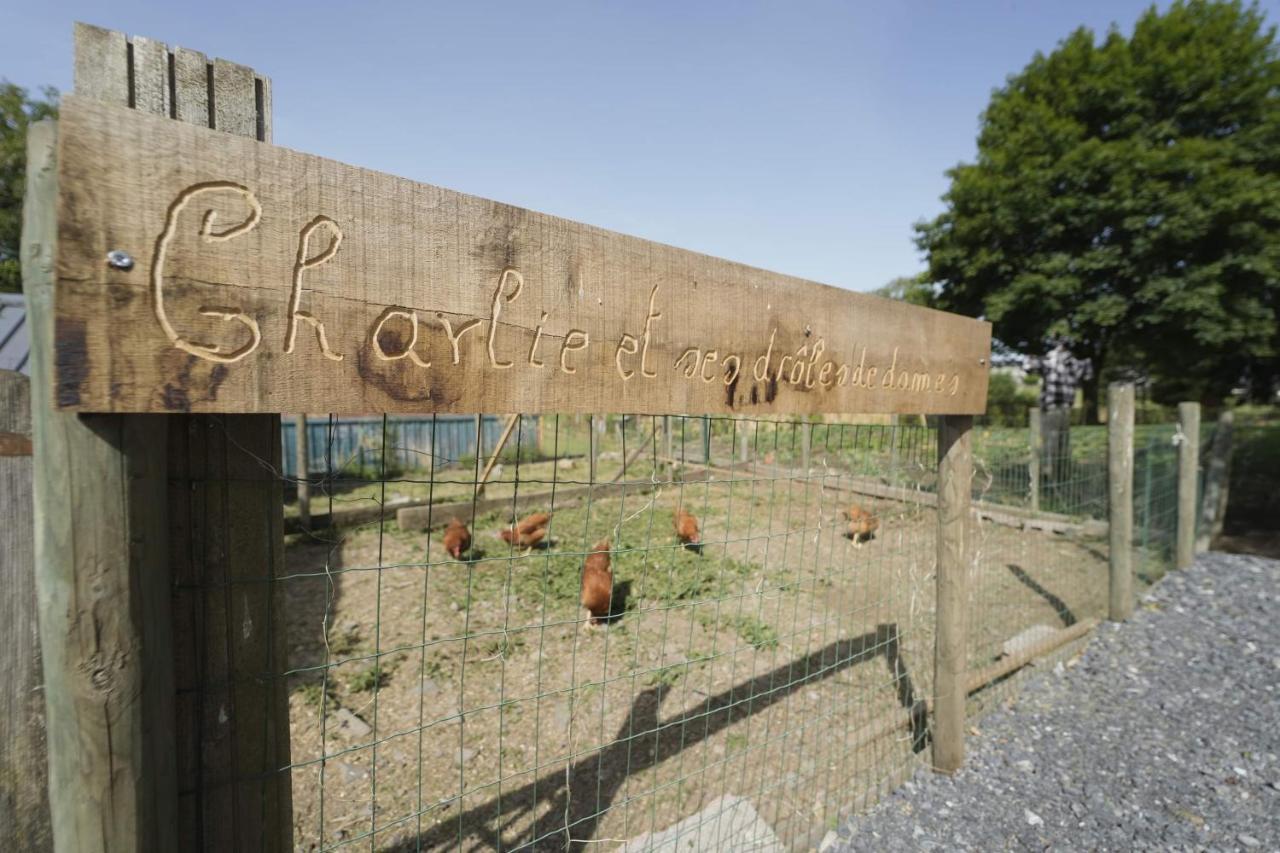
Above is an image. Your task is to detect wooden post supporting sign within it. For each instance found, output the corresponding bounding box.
[25,23,293,852]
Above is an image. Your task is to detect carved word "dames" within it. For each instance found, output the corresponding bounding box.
[675,330,961,397]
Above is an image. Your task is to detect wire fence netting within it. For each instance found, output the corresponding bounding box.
[182,409,1192,851]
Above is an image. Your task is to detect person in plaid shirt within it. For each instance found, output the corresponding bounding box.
[1026,340,1094,411]
[1025,338,1093,498]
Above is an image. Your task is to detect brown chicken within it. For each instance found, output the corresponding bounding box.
[674,507,700,549]
[580,538,613,627]
[499,512,552,549]
[843,503,880,548]
[442,518,471,559]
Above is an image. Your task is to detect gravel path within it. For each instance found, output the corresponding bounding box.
[832,552,1280,852]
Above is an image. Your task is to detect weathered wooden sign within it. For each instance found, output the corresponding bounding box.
[53,96,991,415]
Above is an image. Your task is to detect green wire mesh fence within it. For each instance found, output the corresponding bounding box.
[251,409,1188,850]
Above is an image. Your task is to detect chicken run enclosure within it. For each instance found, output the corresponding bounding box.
[10,23,1214,853]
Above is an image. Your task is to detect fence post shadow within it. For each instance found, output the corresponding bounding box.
[1005,563,1077,627]
[390,624,924,850]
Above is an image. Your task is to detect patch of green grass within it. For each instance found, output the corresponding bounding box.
[326,624,362,658]
[345,654,402,693]
[474,632,525,660]
[727,615,779,650]
[726,733,747,752]
[456,441,548,471]
[298,681,337,712]
[634,548,753,603]
[646,664,686,687]
[422,651,451,680]
[491,501,758,617]
[646,651,713,687]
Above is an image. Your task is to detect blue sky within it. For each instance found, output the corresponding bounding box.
[6,1,1276,292]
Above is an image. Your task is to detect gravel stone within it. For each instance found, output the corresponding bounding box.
[835,553,1280,851]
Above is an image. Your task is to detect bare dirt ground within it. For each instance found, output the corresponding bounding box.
[281,464,1112,851]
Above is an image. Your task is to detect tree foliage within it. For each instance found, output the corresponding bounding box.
[916,1,1280,412]
[1,82,59,293]
[873,274,937,308]
[984,371,1039,426]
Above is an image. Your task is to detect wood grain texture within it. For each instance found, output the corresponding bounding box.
[0,370,52,852]
[26,116,178,853]
[37,22,291,853]
[129,36,170,115]
[168,415,291,852]
[1107,383,1134,622]
[1176,402,1200,569]
[172,47,211,127]
[52,95,991,416]
[72,23,127,106]
[153,27,292,852]
[932,415,972,774]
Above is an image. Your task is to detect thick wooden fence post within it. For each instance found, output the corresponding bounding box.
[0,370,52,851]
[25,114,177,851]
[295,414,311,531]
[933,415,972,773]
[1107,383,1134,621]
[1176,402,1200,569]
[33,23,294,851]
[1196,410,1233,553]
[1028,407,1041,512]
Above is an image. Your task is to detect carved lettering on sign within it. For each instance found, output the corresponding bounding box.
[370,307,430,367]
[285,215,344,361]
[141,178,975,409]
[151,181,263,363]
[438,315,483,365]
[560,330,589,374]
[528,312,549,368]
[56,98,992,414]
[488,268,523,370]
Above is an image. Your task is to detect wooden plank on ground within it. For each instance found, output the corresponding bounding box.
[51,95,992,416]
[395,472,709,532]
[671,456,1109,537]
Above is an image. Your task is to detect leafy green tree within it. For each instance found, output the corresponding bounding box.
[873,274,937,308]
[916,1,1280,417]
[1,82,59,293]
[984,371,1038,426]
